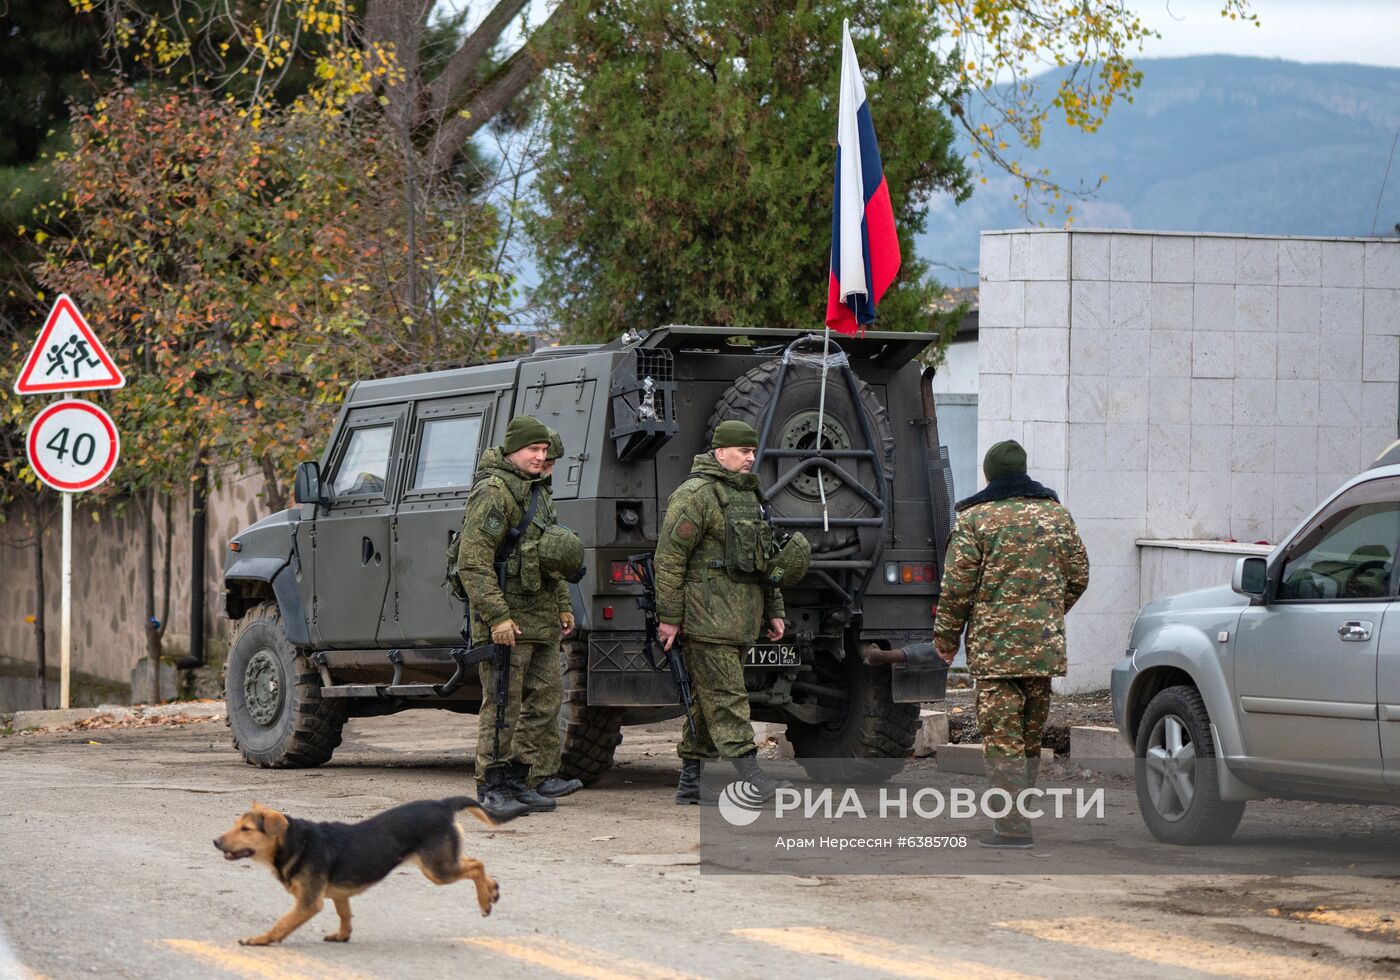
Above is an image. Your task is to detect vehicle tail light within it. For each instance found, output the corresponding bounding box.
[603,606,614,620]
[884,561,937,585]
[609,561,641,585]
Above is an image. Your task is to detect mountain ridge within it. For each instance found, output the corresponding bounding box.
[922,55,1400,286]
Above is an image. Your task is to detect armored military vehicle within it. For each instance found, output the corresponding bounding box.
[222,326,956,782]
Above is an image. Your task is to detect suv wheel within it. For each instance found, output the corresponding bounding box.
[1134,685,1245,845]
[557,639,624,785]
[786,654,919,783]
[226,601,345,768]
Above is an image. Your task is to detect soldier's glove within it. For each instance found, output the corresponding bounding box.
[491,619,521,647]
[560,612,576,636]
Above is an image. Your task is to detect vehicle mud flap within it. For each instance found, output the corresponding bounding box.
[891,663,949,703]
[889,642,949,703]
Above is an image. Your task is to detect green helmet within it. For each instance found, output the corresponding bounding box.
[538,523,586,583]
[765,531,811,588]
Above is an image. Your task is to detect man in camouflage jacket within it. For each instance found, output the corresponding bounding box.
[511,427,583,799]
[654,420,789,804]
[456,415,574,818]
[933,439,1089,847]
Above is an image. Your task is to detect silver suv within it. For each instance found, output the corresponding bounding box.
[1113,447,1400,844]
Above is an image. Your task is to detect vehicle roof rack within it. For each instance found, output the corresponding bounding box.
[608,325,936,370]
[1368,439,1400,470]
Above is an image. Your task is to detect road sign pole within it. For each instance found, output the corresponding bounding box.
[60,491,72,709]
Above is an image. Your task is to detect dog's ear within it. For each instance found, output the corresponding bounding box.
[261,808,289,839]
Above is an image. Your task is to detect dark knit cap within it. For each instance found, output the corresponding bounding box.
[504,415,551,454]
[983,439,1028,481]
[712,420,760,449]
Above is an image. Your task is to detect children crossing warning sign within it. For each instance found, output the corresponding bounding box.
[13,294,125,395]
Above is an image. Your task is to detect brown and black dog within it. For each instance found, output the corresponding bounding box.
[214,797,513,946]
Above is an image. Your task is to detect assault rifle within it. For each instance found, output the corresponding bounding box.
[438,621,509,760]
[628,553,699,740]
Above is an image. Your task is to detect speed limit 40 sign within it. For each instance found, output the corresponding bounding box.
[26,399,120,492]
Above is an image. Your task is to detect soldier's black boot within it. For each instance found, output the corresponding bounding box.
[730,751,791,802]
[506,762,557,812]
[477,766,531,822]
[534,774,583,798]
[675,759,718,805]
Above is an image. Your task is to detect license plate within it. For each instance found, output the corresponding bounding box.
[743,644,799,667]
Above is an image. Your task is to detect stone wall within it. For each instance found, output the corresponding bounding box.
[0,467,274,705]
[978,229,1400,690]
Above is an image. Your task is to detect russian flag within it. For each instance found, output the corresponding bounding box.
[826,19,900,335]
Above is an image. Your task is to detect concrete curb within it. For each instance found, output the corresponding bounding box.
[9,701,226,733]
[12,707,115,731]
[1069,725,1134,775]
[912,710,949,757]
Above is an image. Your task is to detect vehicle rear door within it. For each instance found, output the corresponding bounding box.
[389,395,492,645]
[1233,477,1393,789]
[311,404,407,647]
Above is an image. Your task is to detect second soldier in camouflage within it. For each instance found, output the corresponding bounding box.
[654,420,790,803]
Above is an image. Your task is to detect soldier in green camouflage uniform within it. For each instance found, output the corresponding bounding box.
[514,428,583,799]
[456,415,575,818]
[655,420,790,804]
[933,439,1089,847]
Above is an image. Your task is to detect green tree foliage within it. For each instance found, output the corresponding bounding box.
[528,1,972,342]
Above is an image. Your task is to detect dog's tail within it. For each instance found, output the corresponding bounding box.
[444,796,516,827]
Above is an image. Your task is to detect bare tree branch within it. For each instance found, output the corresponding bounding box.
[425,0,531,126]
[425,0,573,178]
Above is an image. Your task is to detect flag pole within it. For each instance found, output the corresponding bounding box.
[815,325,831,533]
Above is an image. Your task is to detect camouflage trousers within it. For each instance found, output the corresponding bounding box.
[475,640,563,782]
[677,640,757,761]
[976,676,1052,837]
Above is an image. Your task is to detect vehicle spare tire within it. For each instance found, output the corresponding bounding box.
[707,354,895,556]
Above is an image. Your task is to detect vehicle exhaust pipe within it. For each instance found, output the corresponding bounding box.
[858,641,944,668]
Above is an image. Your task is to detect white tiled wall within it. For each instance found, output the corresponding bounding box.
[979,229,1400,691]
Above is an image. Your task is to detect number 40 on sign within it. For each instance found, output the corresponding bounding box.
[26,399,121,492]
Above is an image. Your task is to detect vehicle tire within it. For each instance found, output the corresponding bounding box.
[557,639,624,785]
[1134,685,1245,845]
[785,652,919,783]
[225,601,345,768]
[708,356,895,555]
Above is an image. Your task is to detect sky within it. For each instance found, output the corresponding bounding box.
[1130,0,1400,69]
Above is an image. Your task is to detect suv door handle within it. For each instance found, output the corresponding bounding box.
[1338,621,1373,642]
[362,536,375,566]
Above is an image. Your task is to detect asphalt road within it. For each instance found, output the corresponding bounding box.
[3,712,1400,979]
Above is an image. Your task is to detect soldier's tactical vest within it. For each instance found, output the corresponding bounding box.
[484,473,548,593]
[695,474,776,583]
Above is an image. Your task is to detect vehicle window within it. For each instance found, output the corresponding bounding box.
[330,425,394,498]
[1279,500,1400,600]
[412,416,482,490]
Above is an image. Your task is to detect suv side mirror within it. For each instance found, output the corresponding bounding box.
[1232,556,1268,602]
[293,461,326,506]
